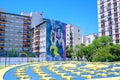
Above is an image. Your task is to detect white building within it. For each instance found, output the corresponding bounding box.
[83,34,98,46]
[66,24,82,48]
[98,0,120,44]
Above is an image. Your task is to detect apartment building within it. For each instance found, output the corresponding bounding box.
[0,11,31,56]
[31,19,66,61]
[66,24,82,48]
[83,33,98,46]
[21,12,43,29]
[98,0,120,44]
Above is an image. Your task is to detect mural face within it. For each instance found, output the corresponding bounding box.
[46,20,66,61]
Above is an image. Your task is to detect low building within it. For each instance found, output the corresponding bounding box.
[83,33,98,46]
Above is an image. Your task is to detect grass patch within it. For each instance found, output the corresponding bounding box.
[0,66,4,69]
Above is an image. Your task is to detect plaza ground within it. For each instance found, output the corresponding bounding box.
[0,62,120,80]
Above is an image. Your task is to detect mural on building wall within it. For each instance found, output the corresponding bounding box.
[46,20,66,61]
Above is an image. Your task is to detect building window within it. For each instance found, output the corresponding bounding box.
[115,34,119,38]
[115,29,119,33]
[114,13,118,16]
[107,3,111,11]
[115,24,118,28]
[114,2,117,7]
[114,8,117,12]
[114,18,118,23]
[116,40,119,43]
[88,38,90,43]
[108,11,111,16]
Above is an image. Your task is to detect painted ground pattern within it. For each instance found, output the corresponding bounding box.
[4,62,120,80]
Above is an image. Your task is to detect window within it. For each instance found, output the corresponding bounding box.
[114,18,118,23]
[114,2,117,7]
[108,11,111,16]
[101,14,104,18]
[114,13,118,16]
[114,8,117,12]
[115,29,118,33]
[107,3,111,11]
[116,40,119,43]
[115,34,119,38]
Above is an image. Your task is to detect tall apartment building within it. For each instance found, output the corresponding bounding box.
[31,19,66,61]
[21,12,43,29]
[0,11,31,56]
[98,0,120,44]
[66,24,82,48]
[21,12,43,56]
[83,33,98,46]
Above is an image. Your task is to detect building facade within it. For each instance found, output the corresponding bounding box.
[0,11,31,56]
[83,33,98,46]
[31,20,66,61]
[98,0,120,44]
[21,12,43,29]
[66,24,82,48]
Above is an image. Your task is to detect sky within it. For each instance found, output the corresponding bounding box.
[0,0,98,36]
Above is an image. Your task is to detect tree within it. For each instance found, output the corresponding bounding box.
[83,44,95,61]
[92,36,112,50]
[92,46,114,62]
[75,43,85,61]
[109,44,120,61]
[7,48,18,65]
[66,46,73,60]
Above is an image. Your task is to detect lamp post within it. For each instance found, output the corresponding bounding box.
[17,30,22,64]
[5,51,7,67]
[8,39,11,66]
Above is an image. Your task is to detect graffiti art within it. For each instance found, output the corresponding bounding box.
[46,20,66,61]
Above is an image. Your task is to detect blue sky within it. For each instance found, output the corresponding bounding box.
[0,0,98,36]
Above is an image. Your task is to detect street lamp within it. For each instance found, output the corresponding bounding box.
[8,39,11,66]
[5,51,7,67]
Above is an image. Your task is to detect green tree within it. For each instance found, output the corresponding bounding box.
[92,36,112,50]
[7,48,18,65]
[66,46,73,60]
[75,43,85,61]
[83,44,95,61]
[109,44,120,61]
[92,46,114,62]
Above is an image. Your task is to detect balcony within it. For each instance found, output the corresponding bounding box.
[35,35,40,38]
[0,16,6,20]
[0,26,5,28]
[23,42,29,44]
[35,40,40,42]
[23,38,29,40]
[24,19,29,22]
[0,41,4,43]
[35,29,40,32]
[0,36,5,38]
[0,22,6,24]
[0,46,4,48]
